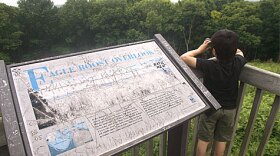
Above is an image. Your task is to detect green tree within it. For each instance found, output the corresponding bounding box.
[177,0,207,53]
[88,0,131,47]
[259,0,280,61]
[0,3,23,63]
[18,0,59,57]
[205,1,262,59]
[133,0,176,36]
[1,0,276,62]
[58,0,92,50]
[130,0,182,50]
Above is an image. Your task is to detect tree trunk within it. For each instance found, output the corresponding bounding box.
[277,51,280,63]
[187,18,194,52]
[183,30,188,51]
[183,17,195,52]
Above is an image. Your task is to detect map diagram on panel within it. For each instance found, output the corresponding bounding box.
[11,41,206,156]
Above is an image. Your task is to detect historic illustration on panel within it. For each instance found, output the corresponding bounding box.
[29,89,57,129]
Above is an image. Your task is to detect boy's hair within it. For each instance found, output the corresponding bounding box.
[211,29,238,61]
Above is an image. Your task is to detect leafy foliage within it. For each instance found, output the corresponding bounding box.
[18,0,59,51]
[258,0,280,61]
[0,0,279,63]
[89,0,132,46]
[0,3,23,62]
[205,1,262,57]
[58,0,92,49]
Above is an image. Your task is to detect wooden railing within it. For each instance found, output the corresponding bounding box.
[0,64,279,156]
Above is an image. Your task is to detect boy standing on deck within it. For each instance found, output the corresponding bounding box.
[180,29,246,156]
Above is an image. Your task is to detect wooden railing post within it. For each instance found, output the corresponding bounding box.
[225,82,247,156]
[167,121,188,156]
[132,146,139,156]
[159,132,167,156]
[0,60,26,156]
[239,88,264,156]
[190,117,199,156]
[146,138,153,156]
[256,95,280,156]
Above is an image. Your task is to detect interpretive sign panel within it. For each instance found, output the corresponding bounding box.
[2,35,220,156]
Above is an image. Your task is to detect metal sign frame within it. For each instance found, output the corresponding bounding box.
[0,34,220,156]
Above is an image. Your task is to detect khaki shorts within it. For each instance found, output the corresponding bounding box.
[197,108,236,142]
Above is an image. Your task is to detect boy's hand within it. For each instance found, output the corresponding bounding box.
[196,38,211,54]
[236,49,244,57]
[180,38,211,68]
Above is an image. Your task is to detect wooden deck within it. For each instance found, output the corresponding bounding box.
[0,64,279,156]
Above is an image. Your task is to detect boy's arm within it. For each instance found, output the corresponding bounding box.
[180,39,211,68]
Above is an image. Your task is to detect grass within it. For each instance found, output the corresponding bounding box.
[231,61,280,156]
[248,60,280,74]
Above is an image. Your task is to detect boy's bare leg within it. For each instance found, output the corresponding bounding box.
[196,139,209,156]
[215,141,226,156]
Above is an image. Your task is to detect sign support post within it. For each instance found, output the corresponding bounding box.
[0,60,26,156]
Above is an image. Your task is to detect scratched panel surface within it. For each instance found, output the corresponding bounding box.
[10,41,206,156]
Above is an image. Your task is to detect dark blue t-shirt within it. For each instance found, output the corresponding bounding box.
[196,55,247,109]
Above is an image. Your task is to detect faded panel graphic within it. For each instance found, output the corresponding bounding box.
[46,122,93,156]
[29,90,57,129]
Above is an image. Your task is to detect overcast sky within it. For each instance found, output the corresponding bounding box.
[0,0,259,7]
[0,0,67,6]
